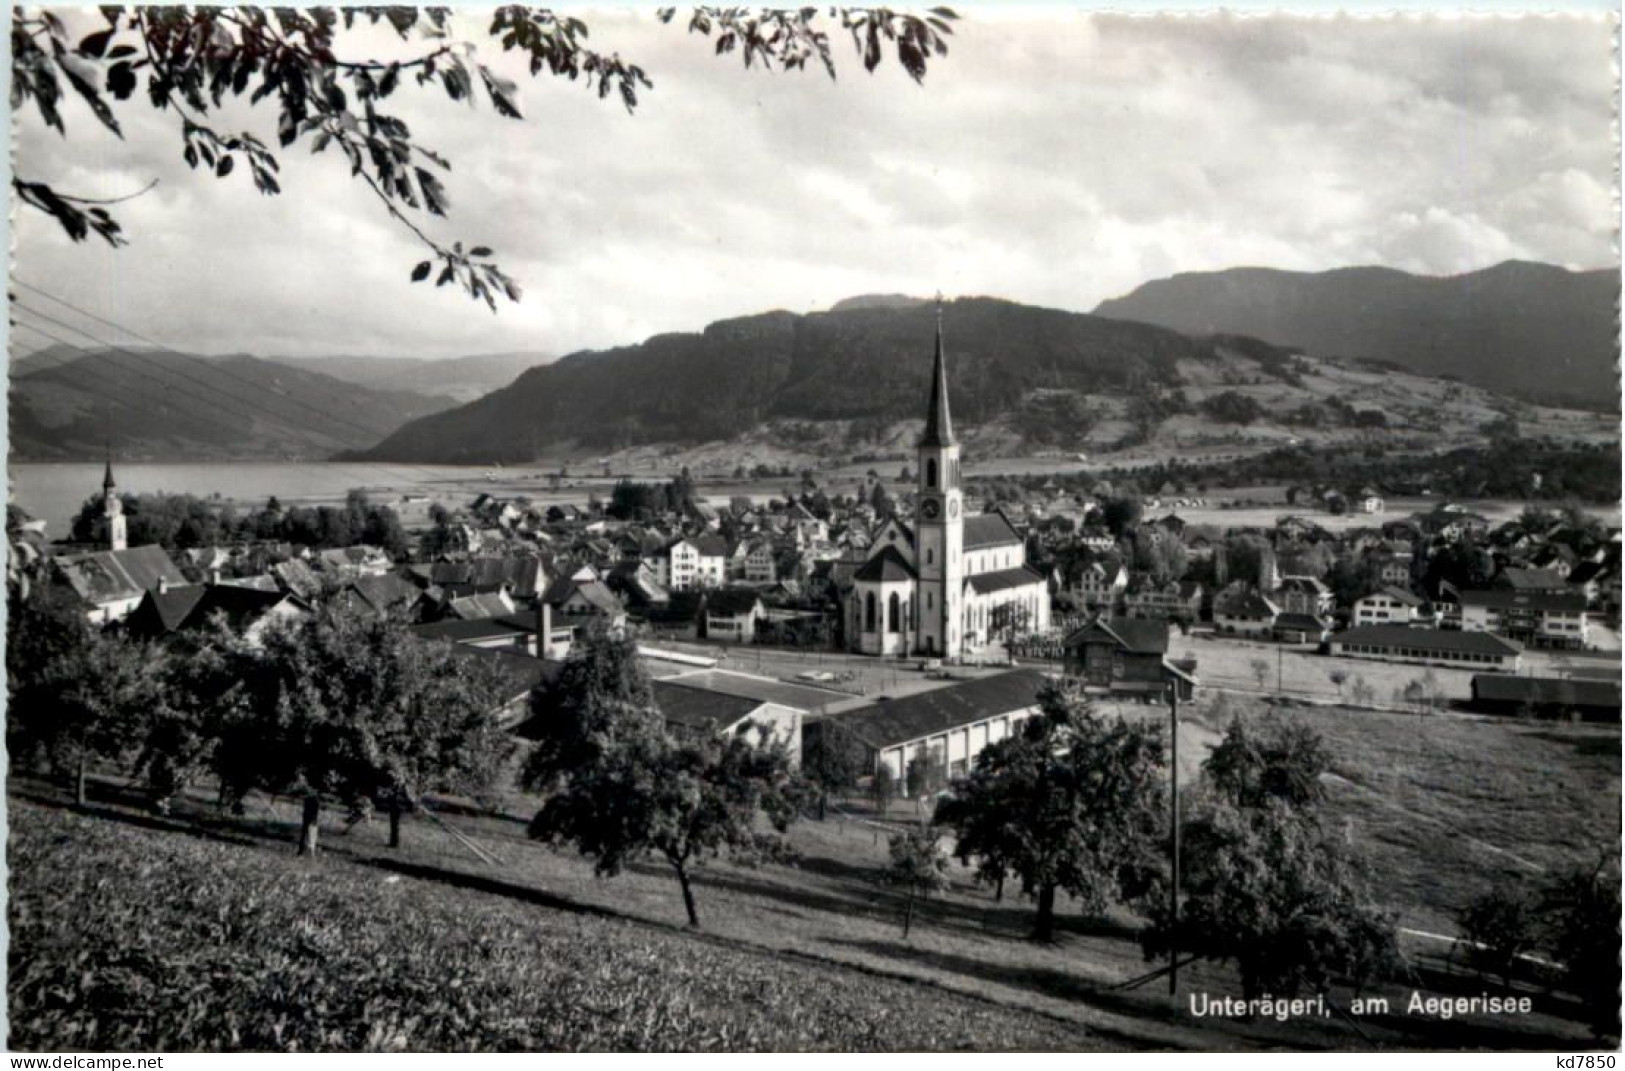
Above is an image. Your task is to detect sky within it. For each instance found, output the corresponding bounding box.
[9,7,1620,360]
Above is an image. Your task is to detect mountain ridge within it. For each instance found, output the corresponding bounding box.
[9,350,457,461]
[1092,260,1620,410]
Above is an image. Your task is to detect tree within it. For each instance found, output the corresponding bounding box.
[523,627,803,926]
[1132,528,1188,585]
[905,741,947,801]
[16,6,956,305]
[1147,797,1399,1001]
[869,481,895,518]
[1326,669,1348,701]
[1204,709,1330,811]
[869,764,896,818]
[936,682,1166,941]
[1144,714,1397,1000]
[1248,658,1270,691]
[885,822,950,939]
[215,604,511,855]
[1541,860,1622,1039]
[1456,886,1538,989]
[7,583,162,805]
[1101,495,1143,538]
[801,718,869,820]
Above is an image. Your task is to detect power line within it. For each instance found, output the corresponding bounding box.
[14,279,419,445]
[9,306,447,492]
[11,283,477,491]
[14,289,405,443]
[14,299,364,452]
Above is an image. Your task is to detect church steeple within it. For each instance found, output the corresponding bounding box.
[101,442,126,552]
[919,301,957,449]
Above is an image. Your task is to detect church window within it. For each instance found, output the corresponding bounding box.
[927,592,934,610]
[926,549,933,565]
[865,592,877,632]
[888,593,901,634]
[926,459,938,489]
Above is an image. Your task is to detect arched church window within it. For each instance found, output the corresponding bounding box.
[865,592,877,632]
[888,592,901,634]
[926,459,938,489]
[926,549,934,565]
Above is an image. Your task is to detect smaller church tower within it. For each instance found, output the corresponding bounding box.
[914,303,965,659]
[102,449,127,552]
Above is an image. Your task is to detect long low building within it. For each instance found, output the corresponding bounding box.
[1327,624,1522,672]
[1469,674,1621,721]
[811,668,1054,792]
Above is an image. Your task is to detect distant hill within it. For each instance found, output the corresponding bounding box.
[10,349,457,461]
[1092,260,1620,410]
[829,294,930,312]
[263,351,553,404]
[353,297,1313,464]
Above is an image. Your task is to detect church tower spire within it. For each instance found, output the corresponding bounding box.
[914,298,964,660]
[919,299,957,449]
[101,442,127,552]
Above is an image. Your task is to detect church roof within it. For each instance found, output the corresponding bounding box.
[965,565,1046,595]
[963,512,1023,550]
[918,318,958,449]
[854,545,916,583]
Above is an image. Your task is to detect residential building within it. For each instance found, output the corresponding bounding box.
[1459,589,1589,650]
[1353,587,1431,627]
[1061,618,1197,700]
[702,588,764,643]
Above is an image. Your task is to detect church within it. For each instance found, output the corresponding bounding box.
[845,317,1051,659]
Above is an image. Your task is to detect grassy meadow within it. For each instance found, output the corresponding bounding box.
[11,694,1618,1052]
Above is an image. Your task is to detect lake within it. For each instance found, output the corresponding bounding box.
[5,461,797,540]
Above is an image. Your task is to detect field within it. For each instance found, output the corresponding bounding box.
[12,692,1618,1052]
[1178,700,1622,936]
[7,797,1103,1053]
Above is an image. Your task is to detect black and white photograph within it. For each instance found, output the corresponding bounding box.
[3,3,1621,1055]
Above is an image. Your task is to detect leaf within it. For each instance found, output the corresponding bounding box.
[106,61,137,101]
[55,55,121,137]
[410,261,432,283]
[216,156,234,178]
[469,246,492,257]
[435,265,454,287]
[78,29,114,58]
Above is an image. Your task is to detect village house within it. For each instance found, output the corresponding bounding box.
[744,539,778,583]
[650,673,809,761]
[1061,618,1197,701]
[124,581,310,646]
[1272,575,1335,617]
[701,588,765,643]
[1213,587,1279,637]
[54,544,189,624]
[650,534,729,591]
[1065,555,1129,613]
[1353,587,1433,628]
[1122,578,1203,625]
[1458,589,1590,650]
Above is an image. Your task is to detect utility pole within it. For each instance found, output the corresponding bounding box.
[1168,675,1180,998]
[1277,641,1284,694]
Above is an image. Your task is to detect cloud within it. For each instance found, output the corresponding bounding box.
[10,9,1618,361]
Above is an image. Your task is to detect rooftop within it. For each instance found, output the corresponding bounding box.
[831,668,1053,749]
